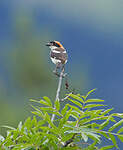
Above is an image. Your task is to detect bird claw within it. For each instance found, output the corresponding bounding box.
[53,70,67,78]
[53,70,60,77]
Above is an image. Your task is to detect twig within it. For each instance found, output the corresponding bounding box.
[63,111,82,147]
[60,92,73,101]
[53,71,67,78]
[55,66,65,102]
[51,66,65,123]
[63,134,76,147]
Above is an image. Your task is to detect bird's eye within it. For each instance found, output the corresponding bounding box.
[50,41,54,44]
[50,41,60,47]
[50,41,55,45]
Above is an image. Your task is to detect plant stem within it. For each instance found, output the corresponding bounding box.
[55,67,65,102]
[63,134,76,147]
[51,66,65,123]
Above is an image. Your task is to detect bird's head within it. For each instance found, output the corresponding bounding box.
[46,41,64,49]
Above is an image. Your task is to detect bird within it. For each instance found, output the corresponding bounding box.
[46,41,68,74]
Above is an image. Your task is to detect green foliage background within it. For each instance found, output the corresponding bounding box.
[1,89,123,149]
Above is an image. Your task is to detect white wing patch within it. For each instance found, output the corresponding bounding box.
[63,50,67,53]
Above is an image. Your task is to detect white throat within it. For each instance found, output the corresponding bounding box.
[49,46,57,50]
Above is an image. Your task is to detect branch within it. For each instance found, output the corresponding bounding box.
[55,66,65,102]
[63,134,76,147]
[51,66,65,123]
[60,92,73,101]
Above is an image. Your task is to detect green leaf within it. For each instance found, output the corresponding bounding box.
[81,133,88,142]
[30,98,40,103]
[39,107,62,117]
[65,108,72,120]
[24,117,32,129]
[101,108,113,116]
[47,111,62,117]
[65,126,100,142]
[77,126,100,142]
[44,112,51,122]
[79,109,103,120]
[90,123,100,128]
[79,126,101,142]
[30,98,52,107]
[63,124,74,128]
[0,135,5,142]
[43,96,52,107]
[86,132,100,142]
[40,126,58,134]
[99,131,110,140]
[99,116,111,130]
[1,125,16,130]
[61,133,74,142]
[109,119,123,132]
[99,145,115,150]
[69,94,84,103]
[55,100,60,111]
[118,134,123,142]
[31,116,37,126]
[31,105,44,118]
[85,99,104,103]
[117,127,123,134]
[61,105,68,116]
[79,118,90,125]
[40,107,55,111]
[61,147,80,150]
[87,109,103,118]
[108,133,118,148]
[31,111,43,118]
[41,132,58,142]
[58,118,66,129]
[85,88,97,99]
[64,130,78,134]
[12,144,33,149]
[81,116,111,126]
[84,104,106,109]
[18,121,22,131]
[112,113,123,118]
[59,109,73,129]
[70,110,80,120]
[67,104,81,113]
[45,113,58,132]
[67,98,82,108]
[39,100,51,106]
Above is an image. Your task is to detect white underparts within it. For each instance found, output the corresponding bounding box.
[51,57,61,64]
[52,50,67,53]
[51,57,67,64]
[50,46,57,50]
[52,50,60,53]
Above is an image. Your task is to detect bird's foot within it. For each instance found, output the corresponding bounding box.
[53,70,60,77]
[53,70,67,78]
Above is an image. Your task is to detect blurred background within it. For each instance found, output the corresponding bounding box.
[0,0,123,147]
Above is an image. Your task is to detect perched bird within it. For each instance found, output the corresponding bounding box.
[46,41,68,73]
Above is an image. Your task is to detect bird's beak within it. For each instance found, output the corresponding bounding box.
[46,42,51,46]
